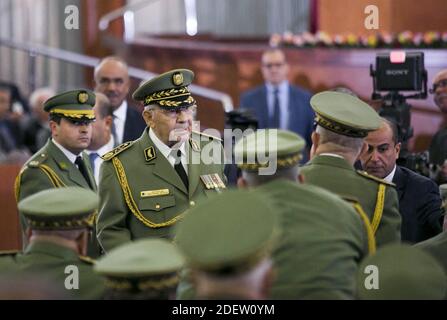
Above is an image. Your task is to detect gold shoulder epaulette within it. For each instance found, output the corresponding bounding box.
[26,153,48,168]
[79,255,96,265]
[192,130,222,142]
[101,141,134,161]
[356,170,396,187]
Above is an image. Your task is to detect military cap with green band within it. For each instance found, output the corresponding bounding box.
[18,187,99,230]
[234,129,306,171]
[175,190,277,275]
[356,244,447,300]
[43,89,96,121]
[95,239,184,291]
[311,91,381,138]
[132,69,196,110]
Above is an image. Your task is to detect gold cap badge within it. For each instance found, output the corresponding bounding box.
[172,72,184,86]
[78,92,89,104]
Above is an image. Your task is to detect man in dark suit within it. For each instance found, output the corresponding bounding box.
[21,87,54,153]
[94,56,146,145]
[240,48,314,159]
[359,117,443,243]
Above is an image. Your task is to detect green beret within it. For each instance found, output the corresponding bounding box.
[311,91,381,138]
[132,69,196,110]
[356,244,447,300]
[18,187,98,230]
[234,129,305,171]
[44,89,96,121]
[95,239,184,291]
[175,190,277,274]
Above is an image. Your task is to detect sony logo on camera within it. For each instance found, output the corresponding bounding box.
[385,69,409,76]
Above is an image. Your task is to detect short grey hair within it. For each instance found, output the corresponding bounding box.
[94,56,129,80]
[29,87,55,108]
[316,125,364,154]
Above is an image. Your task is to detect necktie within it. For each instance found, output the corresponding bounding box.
[271,87,280,128]
[75,156,94,189]
[111,115,119,145]
[88,152,99,176]
[173,149,188,190]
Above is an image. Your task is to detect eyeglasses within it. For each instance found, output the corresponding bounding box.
[262,62,285,69]
[158,105,197,118]
[430,79,447,94]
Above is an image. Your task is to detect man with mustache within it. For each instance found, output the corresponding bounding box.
[15,89,99,256]
[359,118,442,243]
[429,69,447,184]
[97,69,226,252]
[94,56,146,144]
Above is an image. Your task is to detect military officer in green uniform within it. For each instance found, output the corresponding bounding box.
[177,129,373,299]
[175,190,277,300]
[95,238,184,299]
[0,187,105,299]
[14,89,98,256]
[97,69,226,252]
[235,129,373,299]
[356,244,447,299]
[300,91,401,247]
[416,230,447,276]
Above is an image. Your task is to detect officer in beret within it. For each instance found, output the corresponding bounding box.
[94,238,184,299]
[300,91,401,247]
[230,128,373,299]
[96,69,226,252]
[15,89,99,256]
[356,244,447,299]
[175,190,277,300]
[0,187,105,299]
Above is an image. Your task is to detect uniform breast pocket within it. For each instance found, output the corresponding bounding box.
[138,195,176,212]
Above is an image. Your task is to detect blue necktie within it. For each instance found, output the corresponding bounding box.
[88,152,99,176]
[271,88,280,128]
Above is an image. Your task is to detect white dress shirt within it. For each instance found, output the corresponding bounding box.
[52,139,78,164]
[383,165,397,184]
[266,80,289,129]
[149,128,188,175]
[113,100,128,145]
[86,135,115,183]
[319,153,345,159]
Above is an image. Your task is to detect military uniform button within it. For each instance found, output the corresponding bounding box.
[190,201,195,206]
[155,204,161,210]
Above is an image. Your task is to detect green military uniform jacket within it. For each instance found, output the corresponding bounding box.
[176,179,370,300]
[416,231,447,276]
[15,139,99,256]
[300,155,401,247]
[257,179,369,299]
[97,128,226,252]
[0,241,105,299]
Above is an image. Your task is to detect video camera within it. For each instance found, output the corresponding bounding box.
[370,51,429,175]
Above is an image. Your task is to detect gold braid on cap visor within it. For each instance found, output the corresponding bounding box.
[49,108,95,120]
[144,88,195,107]
[315,114,368,138]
